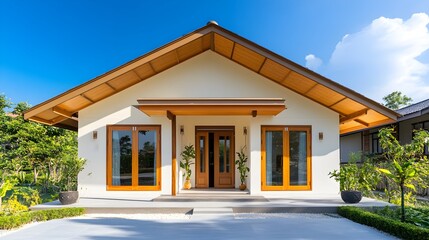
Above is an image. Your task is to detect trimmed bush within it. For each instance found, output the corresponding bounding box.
[0,207,85,229]
[338,206,429,240]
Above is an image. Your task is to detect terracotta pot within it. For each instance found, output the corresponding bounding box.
[59,191,79,205]
[341,190,362,204]
[239,183,247,191]
[183,179,192,190]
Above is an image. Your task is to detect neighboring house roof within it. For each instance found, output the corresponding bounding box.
[396,98,429,120]
[23,22,398,133]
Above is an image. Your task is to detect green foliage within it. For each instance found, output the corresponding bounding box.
[0,207,85,229]
[2,196,28,215]
[382,91,412,110]
[60,157,86,191]
[235,147,250,184]
[11,187,41,207]
[338,206,429,240]
[180,145,195,180]
[374,206,429,229]
[328,152,380,193]
[0,94,81,200]
[377,127,429,222]
[0,180,15,198]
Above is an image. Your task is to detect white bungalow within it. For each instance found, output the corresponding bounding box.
[24,22,398,198]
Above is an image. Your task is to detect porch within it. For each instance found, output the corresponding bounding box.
[31,190,393,214]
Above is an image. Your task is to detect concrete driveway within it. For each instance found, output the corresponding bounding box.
[1,213,396,240]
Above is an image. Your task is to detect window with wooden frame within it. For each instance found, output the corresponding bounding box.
[261,126,312,191]
[107,125,161,191]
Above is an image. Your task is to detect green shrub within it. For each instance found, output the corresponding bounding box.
[12,187,41,207]
[2,196,28,215]
[0,207,85,229]
[338,206,429,240]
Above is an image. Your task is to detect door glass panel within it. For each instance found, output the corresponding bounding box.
[226,136,230,173]
[199,136,205,173]
[112,130,132,186]
[289,131,307,186]
[138,130,157,186]
[265,131,283,186]
[219,136,225,173]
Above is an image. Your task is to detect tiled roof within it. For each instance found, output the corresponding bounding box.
[396,99,429,116]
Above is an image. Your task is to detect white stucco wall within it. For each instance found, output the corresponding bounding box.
[78,51,339,198]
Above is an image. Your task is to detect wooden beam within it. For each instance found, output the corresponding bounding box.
[229,42,236,59]
[210,32,215,51]
[80,94,94,103]
[105,82,116,91]
[50,115,68,125]
[166,111,175,121]
[148,61,157,73]
[257,57,267,73]
[328,97,346,107]
[29,116,53,125]
[354,119,369,127]
[252,110,257,117]
[304,83,319,95]
[340,109,368,124]
[171,114,177,196]
[52,106,73,118]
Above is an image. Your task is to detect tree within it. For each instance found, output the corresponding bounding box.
[377,127,429,222]
[382,91,412,110]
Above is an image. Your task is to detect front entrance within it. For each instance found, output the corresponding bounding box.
[195,127,235,188]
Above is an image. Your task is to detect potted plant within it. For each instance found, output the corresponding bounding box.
[328,153,379,203]
[235,147,250,191]
[58,157,86,205]
[180,145,195,190]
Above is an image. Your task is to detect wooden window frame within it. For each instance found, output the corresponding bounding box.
[261,125,312,191]
[106,125,161,191]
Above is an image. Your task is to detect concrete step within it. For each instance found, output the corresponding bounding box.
[153,195,268,202]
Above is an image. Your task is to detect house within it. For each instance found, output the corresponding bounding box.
[340,99,429,162]
[23,22,398,198]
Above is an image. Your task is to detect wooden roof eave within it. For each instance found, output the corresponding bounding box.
[206,26,400,121]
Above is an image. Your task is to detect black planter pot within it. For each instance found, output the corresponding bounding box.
[341,190,362,204]
[59,191,79,205]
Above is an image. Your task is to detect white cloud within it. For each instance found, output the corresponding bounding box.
[307,13,429,103]
[305,54,323,71]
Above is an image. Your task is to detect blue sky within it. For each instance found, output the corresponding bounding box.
[1,0,429,107]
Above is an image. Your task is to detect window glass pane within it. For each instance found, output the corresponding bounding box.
[112,130,132,186]
[289,131,307,186]
[219,136,225,172]
[138,130,157,186]
[226,136,230,173]
[266,131,283,186]
[200,136,205,173]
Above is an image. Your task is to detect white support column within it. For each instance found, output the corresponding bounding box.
[249,120,261,195]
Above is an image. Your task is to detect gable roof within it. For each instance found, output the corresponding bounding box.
[24,22,399,133]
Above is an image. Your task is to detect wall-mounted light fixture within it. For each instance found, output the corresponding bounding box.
[92,131,98,140]
[243,126,248,135]
[319,132,323,141]
[180,125,184,135]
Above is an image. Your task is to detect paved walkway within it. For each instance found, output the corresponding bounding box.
[1,212,396,240]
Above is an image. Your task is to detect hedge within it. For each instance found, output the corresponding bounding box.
[338,206,429,240]
[0,208,85,230]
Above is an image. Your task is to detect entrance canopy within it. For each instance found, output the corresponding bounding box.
[136,98,286,117]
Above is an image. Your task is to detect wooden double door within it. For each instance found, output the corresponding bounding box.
[195,128,235,188]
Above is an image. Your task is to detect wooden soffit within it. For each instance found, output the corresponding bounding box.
[24,22,399,133]
[136,98,286,117]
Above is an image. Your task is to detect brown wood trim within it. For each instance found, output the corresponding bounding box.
[106,124,162,191]
[261,125,312,191]
[52,106,73,118]
[171,115,177,196]
[195,126,235,132]
[340,109,368,124]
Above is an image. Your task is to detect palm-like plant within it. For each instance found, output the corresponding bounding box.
[180,145,195,180]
